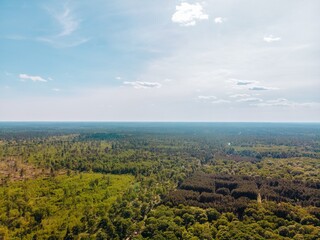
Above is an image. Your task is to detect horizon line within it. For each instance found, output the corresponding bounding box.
[0,121,319,124]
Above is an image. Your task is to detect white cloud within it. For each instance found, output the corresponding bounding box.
[115,76,122,80]
[228,79,277,91]
[172,2,209,26]
[214,17,226,24]
[263,35,281,42]
[38,5,88,48]
[52,88,61,92]
[235,80,257,85]
[37,36,89,48]
[124,81,162,89]
[211,99,230,104]
[19,74,47,82]
[264,98,290,106]
[198,95,217,100]
[229,94,250,98]
[54,7,79,37]
[249,86,277,91]
[253,98,319,107]
[228,78,258,86]
[236,97,263,103]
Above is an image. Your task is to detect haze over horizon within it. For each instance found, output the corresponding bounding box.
[1,0,319,122]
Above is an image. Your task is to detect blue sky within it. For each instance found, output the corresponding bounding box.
[0,0,319,121]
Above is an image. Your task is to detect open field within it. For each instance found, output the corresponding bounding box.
[0,173,134,239]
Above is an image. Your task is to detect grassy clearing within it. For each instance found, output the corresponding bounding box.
[0,173,134,239]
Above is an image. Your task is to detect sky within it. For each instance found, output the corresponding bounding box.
[0,0,319,122]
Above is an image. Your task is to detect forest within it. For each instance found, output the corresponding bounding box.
[0,122,319,239]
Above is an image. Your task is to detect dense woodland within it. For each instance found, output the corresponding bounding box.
[166,172,320,214]
[0,122,319,239]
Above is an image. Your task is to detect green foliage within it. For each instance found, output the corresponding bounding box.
[0,123,319,239]
[140,203,320,240]
[0,173,133,239]
[207,157,320,182]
